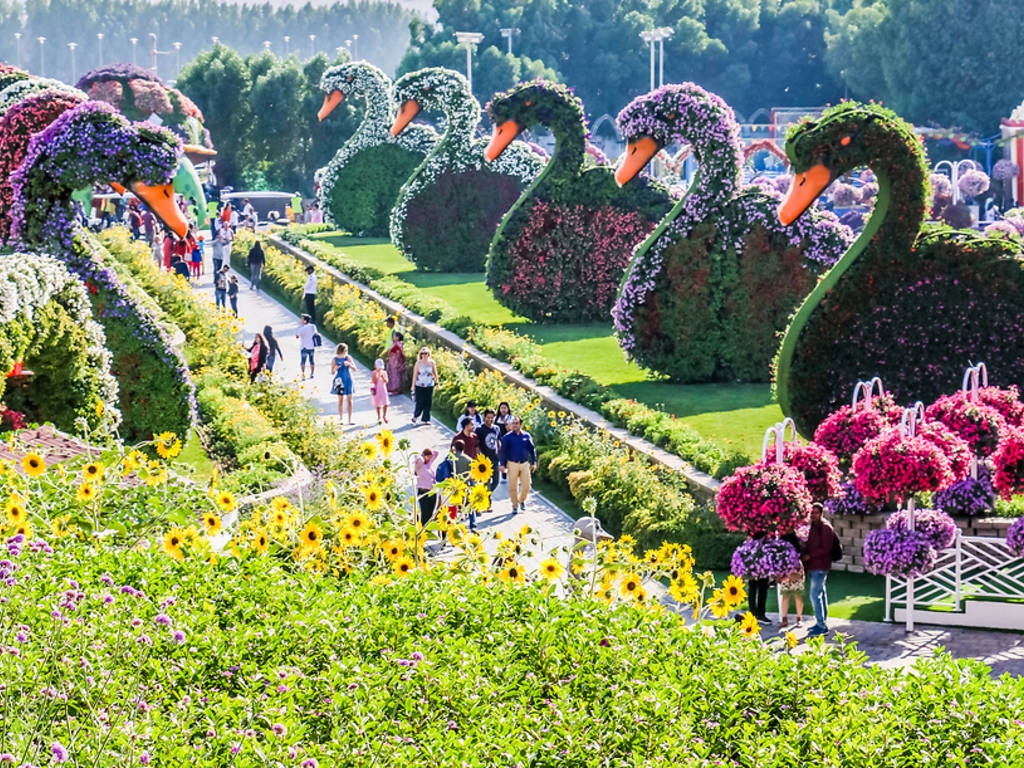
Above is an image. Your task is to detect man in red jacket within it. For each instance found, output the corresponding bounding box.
[802,503,839,637]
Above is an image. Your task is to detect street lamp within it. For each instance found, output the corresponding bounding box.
[173,41,182,75]
[639,27,672,91]
[130,36,138,65]
[13,32,20,69]
[67,42,77,83]
[309,33,316,58]
[499,27,519,56]
[454,31,484,95]
[352,33,358,59]
[283,35,290,56]
[149,33,158,74]
[96,32,103,67]
[263,40,271,52]
[36,36,45,77]
[656,26,672,87]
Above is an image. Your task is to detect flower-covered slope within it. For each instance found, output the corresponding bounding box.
[775,101,1024,435]
[315,62,436,237]
[10,101,196,441]
[389,67,543,272]
[484,80,674,323]
[612,83,851,383]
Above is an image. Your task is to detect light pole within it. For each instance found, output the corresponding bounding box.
[352,33,358,59]
[499,27,519,56]
[149,33,158,74]
[96,32,103,67]
[454,31,484,95]
[656,26,672,87]
[639,27,672,91]
[309,33,316,58]
[211,36,219,47]
[36,36,45,77]
[283,35,290,56]
[130,36,138,65]
[639,30,656,91]
[68,42,77,83]
[173,41,181,75]
[263,40,271,53]
[13,32,20,69]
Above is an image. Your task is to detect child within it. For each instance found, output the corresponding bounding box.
[371,358,390,424]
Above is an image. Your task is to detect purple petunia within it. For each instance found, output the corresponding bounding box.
[730,538,801,580]
[886,508,958,551]
[863,527,936,577]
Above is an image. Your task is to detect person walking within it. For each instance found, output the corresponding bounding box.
[263,325,283,373]
[456,400,482,431]
[216,223,234,274]
[227,275,240,316]
[802,503,840,637]
[476,409,502,495]
[295,313,318,380]
[190,235,204,278]
[410,347,438,425]
[386,331,407,395]
[370,358,390,424]
[214,265,228,309]
[451,439,477,533]
[495,401,513,436]
[246,332,268,383]
[330,342,357,424]
[499,417,536,514]
[247,238,265,291]
[303,265,317,322]
[415,447,439,528]
[450,419,480,459]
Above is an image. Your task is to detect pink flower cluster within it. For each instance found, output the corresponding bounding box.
[782,441,841,502]
[925,392,1004,457]
[813,396,901,466]
[991,427,1024,499]
[715,461,813,537]
[851,429,953,506]
[129,79,173,116]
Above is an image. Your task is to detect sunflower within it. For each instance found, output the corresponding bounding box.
[721,575,746,608]
[299,521,324,551]
[538,558,564,581]
[619,572,642,597]
[381,539,405,562]
[122,450,142,473]
[4,496,26,525]
[12,520,32,539]
[339,527,359,547]
[363,485,384,511]
[376,429,394,457]
[709,599,732,619]
[347,510,371,533]
[0,459,12,478]
[215,491,236,513]
[76,482,97,504]
[784,631,798,650]
[738,612,761,637]
[202,513,223,536]
[144,465,168,487]
[271,508,290,528]
[392,556,415,576]
[359,441,378,460]
[270,496,291,513]
[94,399,104,418]
[21,452,46,477]
[468,484,491,512]
[668,574,700,605]
[498,562,526,584]
[252,529,270,555]
[163,528,186,560]
[182,526,201,546]
[153,432,182,460]
[82,462,104,482]
[469,455,493,484]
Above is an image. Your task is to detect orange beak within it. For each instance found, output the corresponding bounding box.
[182,144,217,163]
[778,164,833,225]
[484,120,521,162]
[391,100,421,136]
[132,181,188,237]
[615,137,660,187]
[318,90,344,121]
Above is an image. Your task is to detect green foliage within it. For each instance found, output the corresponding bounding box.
[326,144,425,236]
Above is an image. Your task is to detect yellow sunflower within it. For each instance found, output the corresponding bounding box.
[163,528,186,560]
[538,558,565,581]
[376,429,394,457]
[619,572,642,598]
[82,462,104,482]
[271,508,290,528]
[469,455,493,483]
[76,482,97,504]
[202,513,223,536]
[4,496,27,525]
[153,432,182,460]
[785,631,798,650]
[299,521,324,551]
[363,485,384,511]
[668,574,700,606]
[12,520,33,539]
[21,452,46,478]
[359,441,378,460]
[381,539,405,562]
[347,510,371,533]
[253,529,270,555]
[468,484,491,512]
[392,556,415,576]
[50,514,76,539]
[721,575,746,608]
[270,496,291,513]
[498,562,526,584]
[215,491,236,513]
[738,612,761,637]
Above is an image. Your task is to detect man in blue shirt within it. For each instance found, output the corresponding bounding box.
[498,417,536,514]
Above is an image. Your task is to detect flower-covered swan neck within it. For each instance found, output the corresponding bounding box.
[616,83,742,224]
[319,62,394,129]
[392,67,480,146]
[487,80,586,177]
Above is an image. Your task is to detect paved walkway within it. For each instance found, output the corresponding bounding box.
[202,253,1024,677]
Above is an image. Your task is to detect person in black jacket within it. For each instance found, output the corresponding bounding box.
[247,239,266,292]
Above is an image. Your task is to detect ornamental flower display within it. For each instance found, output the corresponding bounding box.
[484,80,673,322]
[991,426,1024,499]
[886,508,958,551]
[75,64,212,148]
[315,62,437,237]
[715,461,813,537]
[611,82,851,383]
[1007,518,1024,558]
[914,420,973,481]
[973,385,1024,426]
[0,76,82,114]
[924,392,1004,457]
[388,68,542,272]
[781,440,841,502]
[729,537,801,580]
[933,466,995,517]
[957,168,990,200]
[812,395,901,467]
[862,527,937,577]
[829,181,858,207]
[824,481,881,516]
[850,428,954,506]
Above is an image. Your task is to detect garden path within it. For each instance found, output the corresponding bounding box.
[203,254,1024,676]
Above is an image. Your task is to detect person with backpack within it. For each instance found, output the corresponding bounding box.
[801,502,842,638]
[214,265,228,309]
[415,448,439,528]
[263,325,284,373]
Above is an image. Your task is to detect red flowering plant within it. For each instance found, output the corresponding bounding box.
[914,420,973,481]
[781,441,841,502]
[924,392,1004,457]
[0,405,27,432]
[975,385,1024,426]
[991,426,1024,499]
[715,461,813,537]
[851,428,954,506]
[812,394,902,468]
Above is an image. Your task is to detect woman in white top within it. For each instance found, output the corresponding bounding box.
[410,347,439,425]
[303,265,318,322]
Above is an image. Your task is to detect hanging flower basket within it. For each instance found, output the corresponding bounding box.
[715,461,813,537]
[813,394,901,467]
[1007,518,1024,558]
[824,481,882,516]
[863,527,936,577]
[885,508,958,551]
[991,426,1024,499]
[933,466,995,517]
[851,428,953,506]
[914,420,973,481]
[782,441,842,502]
[730,538,801,580]
[974,385,1024,427]
[925,392,1004,457]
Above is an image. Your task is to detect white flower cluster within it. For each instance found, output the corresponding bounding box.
[0,252,120,427]
[315,62,437,229]
[388,67,542,259]
[0,78,84,116]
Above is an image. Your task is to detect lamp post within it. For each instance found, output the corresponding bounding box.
[454,31,484,95]
[130,36,138,65]
[211,36,219,47]
[68,42,77,83]
[13,32,20,69]
[36,36,45,77]
[283,35,290,56]
[309,33,316,58]
[96,32,103,67]
[149,33,158,74]
[639,30,656,91]
[173,41,181,75]
[499,27,519,56]
[263,40,271,53]
[352,33,358,59]
[639,27,672,91]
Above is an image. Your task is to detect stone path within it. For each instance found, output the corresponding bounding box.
[205,250,1024,677]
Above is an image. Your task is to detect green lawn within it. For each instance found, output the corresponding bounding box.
[308,232,782,458]
[715,570,887,622]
